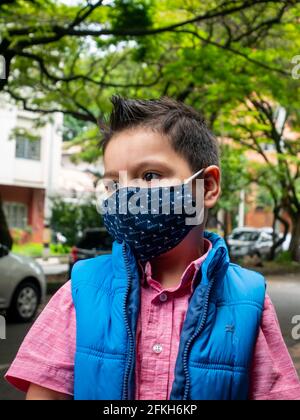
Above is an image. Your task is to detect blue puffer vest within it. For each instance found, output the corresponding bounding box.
[71,231,266,400]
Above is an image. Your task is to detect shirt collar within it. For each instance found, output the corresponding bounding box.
[138,238,212,293]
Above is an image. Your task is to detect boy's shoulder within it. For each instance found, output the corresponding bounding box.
[71,253,113,287]
[227,262,265,281]
[221,262,266,306]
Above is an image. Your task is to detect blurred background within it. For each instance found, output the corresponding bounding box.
[0,0,300,399]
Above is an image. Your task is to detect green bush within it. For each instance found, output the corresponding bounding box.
[50,196,103,246]
[50,243,70,255]
[12,243,43,257]
[274,251,293,264]
[12,242,71,257]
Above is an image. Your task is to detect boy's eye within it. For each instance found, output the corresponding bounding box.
[143,172,161,182]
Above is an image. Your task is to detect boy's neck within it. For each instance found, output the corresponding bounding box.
[149,228,205,289]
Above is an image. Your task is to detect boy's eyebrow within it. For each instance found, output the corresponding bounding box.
[103,160,171,179]
[133,159,169,172]
[103,170,119,179]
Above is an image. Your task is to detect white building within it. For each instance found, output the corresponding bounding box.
[59,143,103,203]
[0,99,63,242]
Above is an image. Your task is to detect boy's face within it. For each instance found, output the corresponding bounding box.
[103,126,220,209]
[104,126,193,187]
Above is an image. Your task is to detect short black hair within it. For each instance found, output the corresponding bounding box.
[100,95,219,172]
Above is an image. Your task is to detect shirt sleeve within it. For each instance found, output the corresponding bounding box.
[4,280,75,396]
[249,294,300,400]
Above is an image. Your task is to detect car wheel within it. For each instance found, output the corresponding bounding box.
[8,281,40,322]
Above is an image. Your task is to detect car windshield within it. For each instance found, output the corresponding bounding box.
[231,231,260,242]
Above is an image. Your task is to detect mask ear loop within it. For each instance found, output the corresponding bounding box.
[184,168,205,184]
[183,168,205,225]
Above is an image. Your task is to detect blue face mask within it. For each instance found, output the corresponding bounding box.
[102,169,204,262]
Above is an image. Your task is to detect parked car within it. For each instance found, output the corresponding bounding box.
[68,228,113,277]
[281,233,292,252]
[0,243,46,322]
[227,227,281,259]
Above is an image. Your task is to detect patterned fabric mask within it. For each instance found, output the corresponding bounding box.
[102,169,204,262]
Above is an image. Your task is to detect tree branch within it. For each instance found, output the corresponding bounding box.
[5,88,97,123]
[13,0,296,49]
[173,28,290,76]
[12,50,164,88]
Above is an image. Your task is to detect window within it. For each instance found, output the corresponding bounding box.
[15,136,41,160]
[260,234,272,242]
[3,202,28,229]
[231,231,260,242]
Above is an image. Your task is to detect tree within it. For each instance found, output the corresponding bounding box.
[222,94,300,261]
[50,196,103,246]
[1,0,298,122]
[209,144,250,239]
[251,166,290,260]
[2,0,300,261]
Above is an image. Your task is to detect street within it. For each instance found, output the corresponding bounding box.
[0,274,300,400]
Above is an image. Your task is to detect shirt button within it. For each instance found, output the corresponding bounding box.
[152,343,163,354]
[159,293,168,302]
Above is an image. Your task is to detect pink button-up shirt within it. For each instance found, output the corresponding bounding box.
[135,239,213,399]
[5,239,300,399]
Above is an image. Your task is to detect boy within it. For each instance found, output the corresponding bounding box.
[5,96,300,400]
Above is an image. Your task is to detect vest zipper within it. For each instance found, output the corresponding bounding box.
[121,242,134,400]
[182,271,217,400]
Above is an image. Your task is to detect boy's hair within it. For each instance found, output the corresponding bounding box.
[100,95,219,172]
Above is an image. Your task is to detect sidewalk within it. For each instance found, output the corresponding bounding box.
[35,256,68,266]
[36,257,69,283]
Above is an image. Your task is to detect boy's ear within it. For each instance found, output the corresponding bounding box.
[203,165,221,209]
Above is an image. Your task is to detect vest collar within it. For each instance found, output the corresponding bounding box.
[111,230,229,286]
[200,230,230,286]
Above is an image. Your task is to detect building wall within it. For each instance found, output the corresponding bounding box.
[245,208,274,228]
[245,207,292,233]
[29,188,45,242]
[0,103,62,191]
[0,185,45,242]
[0,100,63,243]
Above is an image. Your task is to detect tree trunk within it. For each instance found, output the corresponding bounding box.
[268,206,290,261]
[0,194,13,249]
[289,215,300,262]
